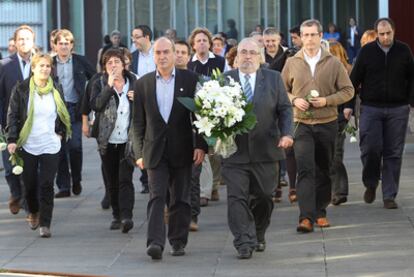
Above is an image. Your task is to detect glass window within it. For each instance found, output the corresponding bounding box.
[222,0,241,39]
[266,0,280,30]
[314,0,333,30]
[290,0,311,27]
[205,1,218,34]
[358,0,378,31]
[153,0,171,38]
[243,0,260,38]
[133,0,150,28]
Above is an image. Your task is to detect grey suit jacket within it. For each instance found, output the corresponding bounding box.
[223,68,293,164]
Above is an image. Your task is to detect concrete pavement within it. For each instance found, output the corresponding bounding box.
[1,138,414,277]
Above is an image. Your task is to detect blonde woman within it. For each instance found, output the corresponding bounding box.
[7,53,71,238]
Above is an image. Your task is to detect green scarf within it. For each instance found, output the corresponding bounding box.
[17,77,72,147]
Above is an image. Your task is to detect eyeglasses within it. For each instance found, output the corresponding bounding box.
[301,33,320,38]
[131,35,144,41]
[239,49,260,56]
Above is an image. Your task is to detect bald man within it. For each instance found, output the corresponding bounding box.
[132,37,208,260]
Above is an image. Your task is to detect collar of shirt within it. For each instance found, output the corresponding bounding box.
[377,40,393,54]
[17,53,31,65]
[56,55,72,64]
[303,48,322,64]
[113,78,130,97]
[156,67,176,83]
[191,51,215,65]
[238,70,257,91]
[140,46,153,57]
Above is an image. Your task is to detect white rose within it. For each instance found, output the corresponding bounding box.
[0,142,7,151]
[310,90,320,98]
[350,136,357,143]
[12,165,23,175]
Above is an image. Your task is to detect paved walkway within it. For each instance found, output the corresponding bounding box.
[1,138,414,277]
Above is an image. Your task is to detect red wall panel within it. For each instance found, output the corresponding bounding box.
[389,0,414,51]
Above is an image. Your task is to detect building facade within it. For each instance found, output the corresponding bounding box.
[1,0,412,66]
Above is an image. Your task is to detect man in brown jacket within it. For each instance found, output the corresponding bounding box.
[282,19,354,233]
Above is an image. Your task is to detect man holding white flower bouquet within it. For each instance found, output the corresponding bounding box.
[282,19,354,233]
[222,38,293,259]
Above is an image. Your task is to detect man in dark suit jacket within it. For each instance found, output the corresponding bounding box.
[223,38,293,259]
[133,37,208,260]
[0,25,35,215]
[346,17,361,63]
[52,29,95,198]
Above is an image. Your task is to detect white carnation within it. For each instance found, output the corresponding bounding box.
[350,136,357,143]
[310,90,320,98]
[0,142,7,151]
[12,165,23,175]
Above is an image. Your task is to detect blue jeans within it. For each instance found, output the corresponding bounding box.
[2,150,23,199]
[359,105,409,200]
[56,103,83,192]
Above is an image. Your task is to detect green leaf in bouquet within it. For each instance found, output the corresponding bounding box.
[243,113,257,130]
[177,97,196,112]
[204,136,217,147]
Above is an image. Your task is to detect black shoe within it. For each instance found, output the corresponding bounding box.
[110,219,121,230]
[332,196,347,206]
[55,191,70,198]
[364,187,376,204]
[121,219,134,233]
[72,182,82,195]
[101,194,110,210]
[170,244,185,256]
[383,199,398,209]
[255,241,266,252]
[237,246,253,259]
[147,244,163,260]
[141,186,149,194]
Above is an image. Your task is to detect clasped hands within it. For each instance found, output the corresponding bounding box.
[294,97,327,111]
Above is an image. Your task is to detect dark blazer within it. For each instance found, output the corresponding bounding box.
[347,26,361,50]
[131,50,140,75]
[52,53,96,110]
[0,53,25,127]
[6,78,66,143]
[132,68,208,169]
[223,68,293,164]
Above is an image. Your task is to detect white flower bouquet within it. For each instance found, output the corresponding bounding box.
[0,130,24,175]
[343,121,358,143]
[178,69,257,158]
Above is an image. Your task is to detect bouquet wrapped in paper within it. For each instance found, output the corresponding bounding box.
[178,69,257,158]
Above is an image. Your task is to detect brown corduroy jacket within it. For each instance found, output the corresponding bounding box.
[281,48,354,124]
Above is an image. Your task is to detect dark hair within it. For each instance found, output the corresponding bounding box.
[289,25,300,36]
[102,48,126,71]
[134,25,153,41]
[374,17,395,32]
[218,31,228,40]
[227,19,236,28]
[103,35,111,45]
[175,40,191,55]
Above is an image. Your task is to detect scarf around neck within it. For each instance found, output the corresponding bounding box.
[17,77,72,147]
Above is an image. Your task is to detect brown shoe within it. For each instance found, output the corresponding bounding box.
[211,190,219,201]
[272,187,282,203]
[383,199,398,209]
[8,196,21,215]
[315,217,331,228]
[296,219,314,233]
[189,220,199,232]
[288,189,297,203]
[26,213,40,230]
[200,197,209,207]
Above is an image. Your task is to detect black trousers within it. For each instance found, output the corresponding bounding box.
[146,152,192,249]
[190,163,202,222]
[330,119,349,197]
[294,121,337,222]
[222,162,278,250]
[100,143,135,220]
[22,149,60,228]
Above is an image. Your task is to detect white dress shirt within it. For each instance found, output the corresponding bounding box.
[137,47,156,78]
[108,79,130,144]
[303,48,322,77]
[23,92,61,155]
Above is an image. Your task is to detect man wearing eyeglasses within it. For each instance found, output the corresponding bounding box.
[131,25,155,194]
[281,19,354,233]
[223,38,293,259]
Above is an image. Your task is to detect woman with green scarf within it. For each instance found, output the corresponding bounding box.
[6,53,71,238]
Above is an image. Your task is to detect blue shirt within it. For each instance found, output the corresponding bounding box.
[56,55,78,103]
[156,68,176,123]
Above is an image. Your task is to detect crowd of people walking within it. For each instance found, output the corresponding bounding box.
[0,16,413,261]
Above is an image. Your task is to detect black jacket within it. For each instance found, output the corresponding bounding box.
[6,78,66,143]
[350,39,414,107]
[132,69,208,169]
